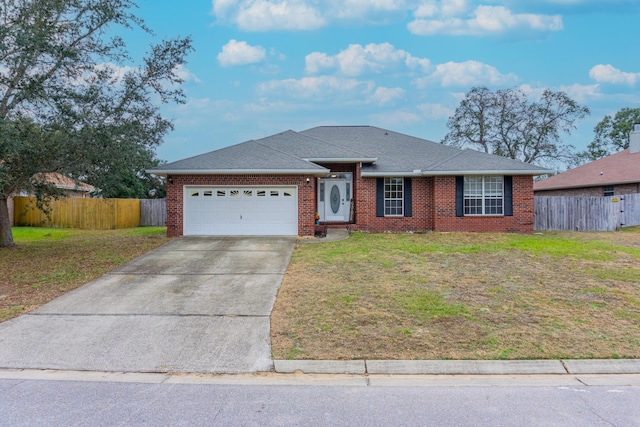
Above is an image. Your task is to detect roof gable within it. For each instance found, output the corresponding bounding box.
[534,149,640,191]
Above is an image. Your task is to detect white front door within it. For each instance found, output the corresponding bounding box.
[324,180,349,221]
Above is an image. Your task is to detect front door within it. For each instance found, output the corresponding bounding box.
[323,179,350,222]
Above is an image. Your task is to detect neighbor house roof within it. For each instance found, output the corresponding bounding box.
[534,148,640,191]
[34,173,96,193]
[149,126,551,176]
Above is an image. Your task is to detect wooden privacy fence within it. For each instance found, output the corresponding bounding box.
[14,197,141,230]
[140,199,166,226]
[534,193,640,231]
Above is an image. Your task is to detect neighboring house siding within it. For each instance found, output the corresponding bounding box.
[433,175,534,233]
[535,183,640,197]
[165,174,316,237]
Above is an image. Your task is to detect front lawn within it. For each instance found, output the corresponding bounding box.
[0,227,170,322]
[271,228,640,360]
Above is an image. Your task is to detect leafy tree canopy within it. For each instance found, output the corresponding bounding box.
[442,86,590,168]
[0,0,192,247]
[576,107,640,163]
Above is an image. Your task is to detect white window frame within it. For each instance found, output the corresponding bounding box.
[384,177,404,217]
[464,176,504,216]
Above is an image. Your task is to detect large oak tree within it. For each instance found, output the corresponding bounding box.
[0,0,192,247]
[442,86,589,167]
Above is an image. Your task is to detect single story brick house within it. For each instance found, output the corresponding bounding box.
[149,126,551,237]
[534,125,640,197]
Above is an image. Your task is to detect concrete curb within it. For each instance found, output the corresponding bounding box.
[273,359,640,375]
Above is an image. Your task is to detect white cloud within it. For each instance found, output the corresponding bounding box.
[408,4,563,36]
[518,83,600,103]
[211,0,409,31]
[305,43,431,76]
[172,64,201,83]
[91,63,136,84]
[371,87,405,105]
[414,0,468,18]
[213,0,325,31]
[369,110,423,126]
[417,103,454,119]
[414,60,518,87]
[258,76,375,100]
[217,40,267,67]
[589,64,640,86]
[258,76,406,107]
[558,83,601,102]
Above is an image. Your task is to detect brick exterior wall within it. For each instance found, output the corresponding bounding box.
[350,176,434,232]
[432,175,534,233]
[534,183,640,197]
[165,174,316,237]
[167,171,536,236]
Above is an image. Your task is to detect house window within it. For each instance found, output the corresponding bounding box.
[464,176,504,215]
[603,186,614,197]
[384,177,404,216]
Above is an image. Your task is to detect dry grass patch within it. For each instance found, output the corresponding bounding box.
[271,228,640,360]
[0,227,170,322]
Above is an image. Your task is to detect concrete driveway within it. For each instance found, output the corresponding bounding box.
[0,236,296,374]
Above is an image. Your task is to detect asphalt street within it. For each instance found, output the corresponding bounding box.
[2,377,640,426]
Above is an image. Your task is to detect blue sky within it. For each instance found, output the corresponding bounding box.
[129,0,640,165]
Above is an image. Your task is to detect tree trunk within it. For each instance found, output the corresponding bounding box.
[0,197,15,247]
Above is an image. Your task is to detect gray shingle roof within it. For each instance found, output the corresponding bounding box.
[149,125,551,176]
[301,126,551,175]
[150,139,328,174]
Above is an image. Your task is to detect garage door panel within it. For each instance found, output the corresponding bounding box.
[184,186,298,236]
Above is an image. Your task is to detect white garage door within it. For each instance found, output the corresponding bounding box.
[184,186,298,236]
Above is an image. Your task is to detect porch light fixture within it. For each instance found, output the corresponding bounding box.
[167,175,173,184]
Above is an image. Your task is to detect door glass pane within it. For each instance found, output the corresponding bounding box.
[330,185,340,214]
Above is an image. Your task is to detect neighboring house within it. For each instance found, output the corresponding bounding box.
[148,126,551,237]
[8,172,97,225]
[29,173,97,198]
[534,126,640,197]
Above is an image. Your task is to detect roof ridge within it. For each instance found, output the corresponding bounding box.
[297,130,374,158]
[252,132,322,167]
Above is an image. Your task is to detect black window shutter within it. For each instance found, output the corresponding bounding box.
[376,178,385,217]
[504,176,513,216]
[455,176,464,217]
[404,178,412,217]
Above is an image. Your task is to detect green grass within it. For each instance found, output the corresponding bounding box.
[272,229,640,361]
[1,227,169,323]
